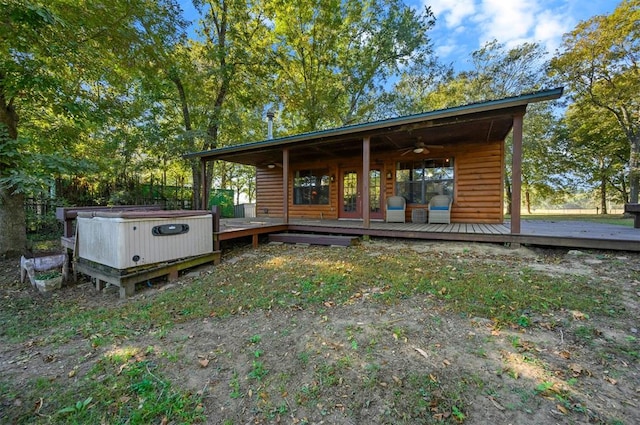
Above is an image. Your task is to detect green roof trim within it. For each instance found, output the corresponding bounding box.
[184,87,563,160]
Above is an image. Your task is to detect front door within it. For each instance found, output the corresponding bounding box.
[340,169,360,219]
[339,168,383,220]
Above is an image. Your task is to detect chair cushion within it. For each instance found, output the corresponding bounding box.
[430,206,449,210]
[387,206,404,210]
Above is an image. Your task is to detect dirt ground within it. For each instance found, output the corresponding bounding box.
[1,240,639,424]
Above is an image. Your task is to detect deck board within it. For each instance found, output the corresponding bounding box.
[215,217,640,252]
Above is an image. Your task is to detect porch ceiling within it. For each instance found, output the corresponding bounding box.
[184,88,564,166]
[203,109,519,167]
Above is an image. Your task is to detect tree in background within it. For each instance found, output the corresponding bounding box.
[550,0,640,203]
[0,0,185,256]
[562,100,629,213]
[390,40,559,214]
[270,0,435,133]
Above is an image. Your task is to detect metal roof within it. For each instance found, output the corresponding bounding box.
[184,87,563,166]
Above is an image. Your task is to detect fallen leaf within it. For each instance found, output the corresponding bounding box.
[160,416,169,425]
[557,404,568,414]
[488,396,505,411]
[569,363,587,377]
[442,359,451,367]
[68,369,76,378]
[413,346,430,360]
[559,350,571,359]
[33,398,43,414]
[572,310,587,320]
[198,358,209,368]
[604,376,617,385]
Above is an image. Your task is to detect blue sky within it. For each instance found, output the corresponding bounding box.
[178,0,618,71]
[423,0,617,70]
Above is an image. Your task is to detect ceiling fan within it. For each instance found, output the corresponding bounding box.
[399,140,444,156]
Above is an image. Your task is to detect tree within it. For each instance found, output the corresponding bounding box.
[0,0,184,256]
[390,40,558,213]
[270,0,435,132]
[157,0,274,208]
[562,100,629,213]
[389,39,549,115]
[550,0,640,203]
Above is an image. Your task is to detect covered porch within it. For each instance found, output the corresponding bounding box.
[186,88,566,236]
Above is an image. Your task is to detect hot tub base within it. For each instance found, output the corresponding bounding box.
[75,252,220,298]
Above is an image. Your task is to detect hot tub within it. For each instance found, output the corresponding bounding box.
[77,210,213,270]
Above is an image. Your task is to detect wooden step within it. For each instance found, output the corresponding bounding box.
[269,233,359,247]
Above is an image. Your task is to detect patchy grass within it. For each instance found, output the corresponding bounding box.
[6,347,204,425]
[1,241,636,424]
[1,244,617,347]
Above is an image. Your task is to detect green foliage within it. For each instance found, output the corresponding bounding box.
[550,0,640,202]
[271,0,436,131]
[56,397,92,416]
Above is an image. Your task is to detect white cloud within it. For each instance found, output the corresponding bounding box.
[420,0,616,71]
[533,10,573,54]
[475,0,539,43]
[424,0,476,28]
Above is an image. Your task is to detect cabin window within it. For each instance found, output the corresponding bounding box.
[395,158,454,204]
[293,169,330,205]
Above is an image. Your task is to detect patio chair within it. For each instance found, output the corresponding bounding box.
[386,196,406,223]
[428,195,452,224]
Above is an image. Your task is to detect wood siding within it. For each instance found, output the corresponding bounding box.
[256,141,505,224]
[256,167,284,218]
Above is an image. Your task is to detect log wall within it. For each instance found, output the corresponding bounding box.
[255,141,505,224]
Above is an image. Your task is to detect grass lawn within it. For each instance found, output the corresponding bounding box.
[1,241,638,424]
[519,213,634,227]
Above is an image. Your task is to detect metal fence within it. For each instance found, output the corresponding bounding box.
[24,197,192,240]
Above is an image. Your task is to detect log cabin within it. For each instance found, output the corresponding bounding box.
[185,88,563,234]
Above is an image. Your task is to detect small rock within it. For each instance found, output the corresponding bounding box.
[631,328,638,334]
[567,250,584,256]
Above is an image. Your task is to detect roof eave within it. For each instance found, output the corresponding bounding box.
[183,87,563,161]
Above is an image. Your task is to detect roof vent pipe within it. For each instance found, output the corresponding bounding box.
[266,110,275,140]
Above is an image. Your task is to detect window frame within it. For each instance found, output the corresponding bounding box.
[395,158,454,205]
[292,168,331,205]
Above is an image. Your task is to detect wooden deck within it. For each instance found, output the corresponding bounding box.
[217,218,640,252]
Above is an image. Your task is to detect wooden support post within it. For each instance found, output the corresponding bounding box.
[511,114,523,234]
[211,205,220,252]
[362,136,371,228]
[168,267,179,281]
[120,283,135,299]
[201,158,208,210]
[95,279,105,292]
[282,148,289,224]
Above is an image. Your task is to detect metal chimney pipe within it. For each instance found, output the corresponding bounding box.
[266,110,275,140]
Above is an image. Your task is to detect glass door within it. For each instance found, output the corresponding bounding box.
[369,169,383,220]
[340,170,360,219]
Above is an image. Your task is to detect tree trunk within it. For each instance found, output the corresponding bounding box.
[0,79,27,257]
[525,190,531,214]
[0,189,26,257]
[599,161,608,214]
[191,160,202,210]
[629,135,640,203]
